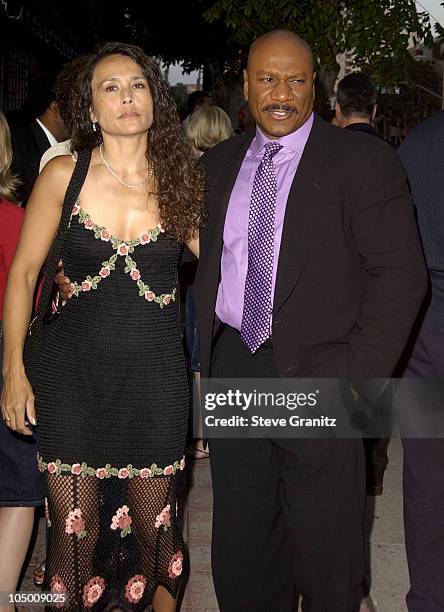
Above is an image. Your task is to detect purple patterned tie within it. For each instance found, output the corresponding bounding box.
[241,141,282,353]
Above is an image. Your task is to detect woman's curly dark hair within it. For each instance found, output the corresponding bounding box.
[70,42,205,243]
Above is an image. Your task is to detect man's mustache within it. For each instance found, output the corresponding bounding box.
[262,104,297,113]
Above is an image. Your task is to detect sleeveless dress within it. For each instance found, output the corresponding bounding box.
[33,199,188,611]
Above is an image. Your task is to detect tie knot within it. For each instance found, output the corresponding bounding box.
[263,141,282,161]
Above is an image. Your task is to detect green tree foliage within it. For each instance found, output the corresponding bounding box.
[203,0,435,85]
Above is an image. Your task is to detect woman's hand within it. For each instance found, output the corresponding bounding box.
[55,259,72,303]
[1,369,36,435]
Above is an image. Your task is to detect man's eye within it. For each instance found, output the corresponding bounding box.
[261,77,273,83]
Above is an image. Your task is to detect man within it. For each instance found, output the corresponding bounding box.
[10,75,66,205]
[194,30,426,611]
[335,71,379,136]
[397,112,444,612]
[181,89,212,129]
[336,71,391,499]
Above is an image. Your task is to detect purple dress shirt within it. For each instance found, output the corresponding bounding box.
[215,113,314,331]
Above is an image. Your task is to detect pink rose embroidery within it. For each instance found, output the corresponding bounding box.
[130,269,141,281]
[125,575,146,604]
[99,267,110,278]
[100,229,110,242]
[139,467,152,479]
[179,457,186,471]
[155,504,171,530]
[51,575,66,608]
[168,551,184,578]
[47,462,57,474]
[82,576,105,608]
[82,280,92,292]
[96,467,107,479]
[65,508,86,539]
[139,233,151,245]
[162,295,171,305]
[71,463,82,475]
[69,282,75,292]
[84,218,94,229]
[118,467,129,479]
[117,243,129,256]
[163,465,174,476]
[72,203,80,216]
[145,291,155,302]
[110,505,132,537]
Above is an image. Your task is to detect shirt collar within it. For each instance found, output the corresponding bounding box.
[249,112,314,158]
[36,118,58,147]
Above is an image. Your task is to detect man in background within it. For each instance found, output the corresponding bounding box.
[335,72,380,138]
[182,90,212,129]
[10,74,66,205]
[397,111,444,612]
[336,71,391,500]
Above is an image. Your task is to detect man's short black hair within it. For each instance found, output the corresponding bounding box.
[336,72,377,119]
[187,90,211,115]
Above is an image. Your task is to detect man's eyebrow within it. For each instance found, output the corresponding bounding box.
[255,70,309,77]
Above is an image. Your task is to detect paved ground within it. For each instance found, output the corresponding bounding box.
[20,439,408,611]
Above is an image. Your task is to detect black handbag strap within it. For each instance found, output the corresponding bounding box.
[35,148,92,320]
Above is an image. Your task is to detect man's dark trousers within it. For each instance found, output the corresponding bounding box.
[209,325,366,612]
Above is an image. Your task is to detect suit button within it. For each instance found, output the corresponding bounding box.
[273,319,281,325]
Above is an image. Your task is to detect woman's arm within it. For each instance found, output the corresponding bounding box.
[1,155,74,434]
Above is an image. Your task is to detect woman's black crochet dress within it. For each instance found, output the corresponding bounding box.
[33,200,188,611]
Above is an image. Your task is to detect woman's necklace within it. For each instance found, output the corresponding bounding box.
[99,144,153,189]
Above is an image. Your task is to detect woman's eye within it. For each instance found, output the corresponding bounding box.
[133,82,145,88]
[105,85,117,92]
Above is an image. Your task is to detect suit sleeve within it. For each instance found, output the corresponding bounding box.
[348,145,427,379]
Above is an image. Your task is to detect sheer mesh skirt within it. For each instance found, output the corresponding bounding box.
[41,460,186,611]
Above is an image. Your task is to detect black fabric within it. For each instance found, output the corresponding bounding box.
[32,156,189,608]
[24,149,91,385]
[209,326,366,612]
[10,119,52,205]
[399,112,444,332]
[194,113,427,381]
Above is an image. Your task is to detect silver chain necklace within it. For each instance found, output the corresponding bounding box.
[99,144,152,189]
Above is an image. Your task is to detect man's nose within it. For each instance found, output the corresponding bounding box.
[270,80,293,101]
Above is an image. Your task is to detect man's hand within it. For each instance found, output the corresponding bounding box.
[55,259,72,304]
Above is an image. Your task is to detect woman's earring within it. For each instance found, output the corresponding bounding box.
[92,121,98,132]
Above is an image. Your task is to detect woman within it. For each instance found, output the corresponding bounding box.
[184,105,232,458]
[1,43,204,611]
[0,111,45,611]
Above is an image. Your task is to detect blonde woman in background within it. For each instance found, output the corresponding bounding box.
[0,111,45,612]
[185,105,233,457]
[186,105,233,159]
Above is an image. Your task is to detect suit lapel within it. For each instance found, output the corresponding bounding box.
[273,115,333,314]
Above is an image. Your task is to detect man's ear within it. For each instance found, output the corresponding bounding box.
[49,101,62,120]
[335,102,342,125]
[243,69,249,102]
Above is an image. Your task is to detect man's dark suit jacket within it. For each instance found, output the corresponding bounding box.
[10,120,52,205]
[194,114,427,382]
[398,111,444,332]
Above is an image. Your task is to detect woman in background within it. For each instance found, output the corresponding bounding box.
[185,105,233,458]
[0,110,45,612]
